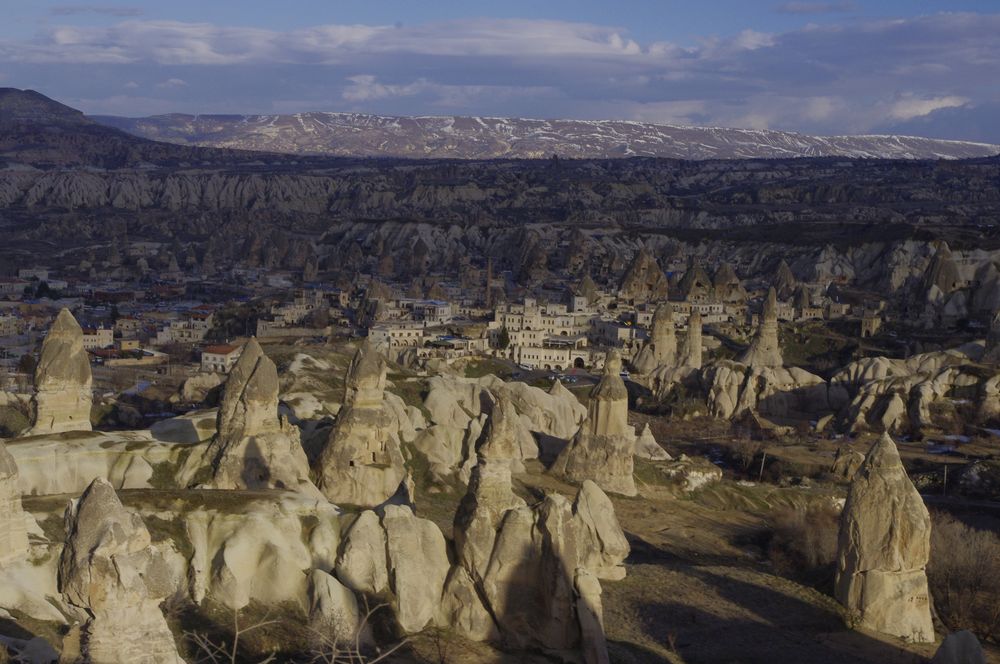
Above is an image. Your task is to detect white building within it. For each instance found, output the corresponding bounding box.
[201,343,243,373]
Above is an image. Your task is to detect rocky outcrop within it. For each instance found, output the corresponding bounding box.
[383,504,450,633]
[30,308,92,435]
[0,441,28,563]
[830,446,865,481]
[706,362,840,422]
[335,510,388,595]
[552,351,636,496]
[315,341,407,506]
[739,287,783,368]
[682,310,703,370]
[713,263,746,302]
[632,302,676,375]
[834,434,933,642]
[204,339,316,493]
[448,463,626,659]
[772,260,797,299]
[454,394,527,581]
[634,423,671,461]
[59,478,183,664]
[983,311,1000,365]
[619,248,668,304]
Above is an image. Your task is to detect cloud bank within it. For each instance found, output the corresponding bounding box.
[1,13,998,141]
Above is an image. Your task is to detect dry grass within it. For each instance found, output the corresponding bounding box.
[767,503,840,591]
[928,511,1000,642]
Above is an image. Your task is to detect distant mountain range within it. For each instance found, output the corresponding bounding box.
[94,111,1000,161]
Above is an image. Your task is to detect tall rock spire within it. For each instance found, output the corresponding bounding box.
[834,434,934,642]
[206,338,316,493]
[738,287,783,368]
[30,308,92,435]
[552,351,636,496]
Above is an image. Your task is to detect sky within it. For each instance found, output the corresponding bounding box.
[1,1,999,141]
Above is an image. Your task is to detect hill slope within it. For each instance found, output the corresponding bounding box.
[95,111,1000,160]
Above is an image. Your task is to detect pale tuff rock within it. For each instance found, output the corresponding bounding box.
[0,441,28,563]
[831,446,865,481]
[185,497,337,609]
[572,480,629,581]
[508,378,586,441]
[382,504,450,633]
[660,454,723,493]
[682,310,703,370]
[335,510,388,595]
[552,351,637,496]
[677,260,712,302]
[575,568,611,664]
[713,262,746,303]
[315,341,407,506]
[632,302,676,375]
[454,394,528,580]
[834,434,934,642]
[739,287,783,368]
[619,247,669,303]
[931,630,987,664]
[437,565,498,642]
[308,570,365,645]
[205,338,316,493]
[772,259,797,299]
[448,451,626,658]
[706,362,837,422]
[30,308,92,435]
[59,478,182,664]
[634,423,671,461]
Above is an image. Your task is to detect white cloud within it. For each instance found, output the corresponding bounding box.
[1,13,998,139]
[155,77,187,89]
[886,94,969,121]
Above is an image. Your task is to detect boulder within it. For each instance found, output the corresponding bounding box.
[573,480,629,580]
[834,434,934,642]
[382,505,449,633]
[58,478,182,664]
[30,308,92,435]
[335,510,388,595]
[634,423,671,461]
[308,569,365,646]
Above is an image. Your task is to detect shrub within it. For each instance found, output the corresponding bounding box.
[767,503,840,591]
[928,511,1000,641]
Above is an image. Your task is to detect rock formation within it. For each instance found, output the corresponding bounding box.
[713,262,746,302]
[634,423,671,461]
[30,308,92,435]
[678,260,712,302]
[204,338,315,493]
[315,340,407,506]
[552,351,637,496]
[834,434,933,642]
[0,441,28,563]
[382,504,450,633]
[619,248,668,304]
[448,458,627,659]
[632,302,676,374]
[58,478,182,664]
[739,287,783,368]
[454,393,527,581]
[772,260,797,299]
[682,310,703,370]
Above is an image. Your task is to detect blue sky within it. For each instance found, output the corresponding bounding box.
[1,1,999,141]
